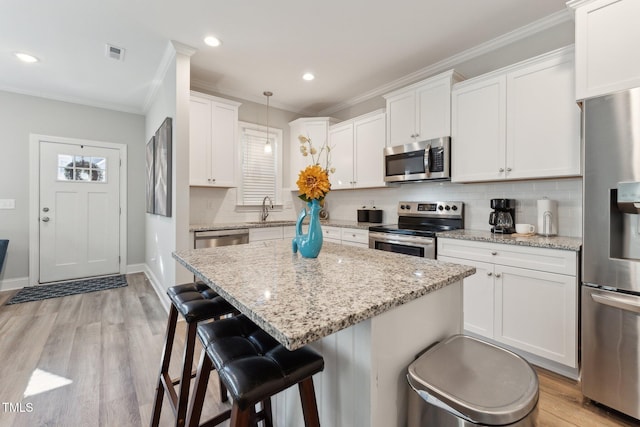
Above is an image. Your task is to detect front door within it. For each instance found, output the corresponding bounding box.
[39,141,120,283]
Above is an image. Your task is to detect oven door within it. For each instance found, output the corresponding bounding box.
[368,232,435,258]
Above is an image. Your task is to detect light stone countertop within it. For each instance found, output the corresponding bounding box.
[190,219,383,232]
[173,240,475,350]
[437,229,582,252]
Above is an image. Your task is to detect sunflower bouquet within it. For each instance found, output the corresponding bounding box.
[296,135,335,203]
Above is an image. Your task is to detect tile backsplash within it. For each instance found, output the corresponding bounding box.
[190,177,583,237]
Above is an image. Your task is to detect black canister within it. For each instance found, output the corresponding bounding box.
[368,209,383,223]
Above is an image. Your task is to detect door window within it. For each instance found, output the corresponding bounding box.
[57,154,107,182]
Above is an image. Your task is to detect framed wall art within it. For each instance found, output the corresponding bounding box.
[146,117,172,217]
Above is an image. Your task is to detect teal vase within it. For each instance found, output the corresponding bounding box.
[292,199,323,258]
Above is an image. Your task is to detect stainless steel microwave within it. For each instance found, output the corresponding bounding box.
[383,137,450,183]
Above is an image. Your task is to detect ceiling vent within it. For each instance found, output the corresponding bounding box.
[105,44,125,61]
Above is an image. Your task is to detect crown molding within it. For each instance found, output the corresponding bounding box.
[0,85,144,115]
[143,41,197,113]
[318,9,572,116]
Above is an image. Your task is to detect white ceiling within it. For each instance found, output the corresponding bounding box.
[0,0,571,116]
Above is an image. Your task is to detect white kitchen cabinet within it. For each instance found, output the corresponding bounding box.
[249,227,284,242]
[384,70,464,147]
[439,256,494,337]
[451,46,580,182]
[328,110,386,190]
[189,92,241,187]
[568,0,640,100]
[321,226,342,244]
[289,117,338,189]
[438,238,578,372]
[340,228,369,248]
[250,225,297,242]
[328,122,354,190]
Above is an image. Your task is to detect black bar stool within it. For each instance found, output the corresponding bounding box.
[150,282,238,427]
[186,314,325,427]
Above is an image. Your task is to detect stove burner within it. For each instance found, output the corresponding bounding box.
[369,201,464,237]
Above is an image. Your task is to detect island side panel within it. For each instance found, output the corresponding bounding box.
[271,320,372,426]
[370,280,463,427]
[270,281,462,427]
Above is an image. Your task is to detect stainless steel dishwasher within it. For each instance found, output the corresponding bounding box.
[194,229,249,249]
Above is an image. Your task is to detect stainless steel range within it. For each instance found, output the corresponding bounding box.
[369,201,464,258]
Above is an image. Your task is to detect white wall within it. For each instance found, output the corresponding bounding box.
[0,90,145,289]
[144,42,194,296]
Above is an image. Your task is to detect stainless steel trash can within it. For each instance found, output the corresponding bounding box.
[407,335,539,426]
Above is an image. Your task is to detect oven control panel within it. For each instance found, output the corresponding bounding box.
[397,201,463,218]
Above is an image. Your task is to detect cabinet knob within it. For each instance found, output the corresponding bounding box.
[506,167,512,172]
[487,272,493,277]
[495,273,502,278]
[499,168,505,173]
[491,251,497,255]
[211,178,216,183]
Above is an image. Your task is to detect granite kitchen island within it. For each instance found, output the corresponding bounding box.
[173,240,475,427]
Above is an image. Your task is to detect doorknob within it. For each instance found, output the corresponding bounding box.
[41,216,50,222]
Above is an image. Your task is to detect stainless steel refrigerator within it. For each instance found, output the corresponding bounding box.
[582,87,640,421]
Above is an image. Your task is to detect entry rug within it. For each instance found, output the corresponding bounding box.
[5,274,128,305]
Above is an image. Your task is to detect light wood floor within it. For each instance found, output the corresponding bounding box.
[0,273,637,427]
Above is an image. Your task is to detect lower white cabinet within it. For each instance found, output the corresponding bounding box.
[249,227,285,242]
[251,225,367,248]
[339,228,369,248]
[438,238,578,372]
[322,226,369,248]
[321,226,343,244]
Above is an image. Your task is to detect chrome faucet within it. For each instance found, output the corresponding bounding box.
[261,196,274,222]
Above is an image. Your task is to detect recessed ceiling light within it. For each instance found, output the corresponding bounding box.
[15,52,39,63]
[204,36,221,47]
[302,72,315,81]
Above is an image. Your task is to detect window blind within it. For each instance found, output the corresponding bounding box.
[240,129,276,205]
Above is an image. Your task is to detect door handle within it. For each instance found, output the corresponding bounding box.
[591,293,640,314]
[41,216,50,222]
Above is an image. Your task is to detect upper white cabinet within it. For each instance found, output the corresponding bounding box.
[451,46,580,182]
[289,117,338,189]
[568,0,640,100]
[384,70,464,147]
[329,110,386,190]
[189,92,241,187]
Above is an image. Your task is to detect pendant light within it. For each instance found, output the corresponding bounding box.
[264,91,273,154]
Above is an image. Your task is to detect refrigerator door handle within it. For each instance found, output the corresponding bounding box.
[591,293,640,314]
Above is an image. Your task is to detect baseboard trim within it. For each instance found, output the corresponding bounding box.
[126,263,146,274]
[143,265,170,313]
[0,276,29,292]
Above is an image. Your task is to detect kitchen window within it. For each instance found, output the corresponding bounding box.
[237,121,283,206]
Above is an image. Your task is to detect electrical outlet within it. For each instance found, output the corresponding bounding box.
[0,199,15,209]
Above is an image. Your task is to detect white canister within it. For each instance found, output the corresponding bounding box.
[537,199,558,236]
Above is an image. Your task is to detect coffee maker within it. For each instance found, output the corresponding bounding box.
[489,198,516,234]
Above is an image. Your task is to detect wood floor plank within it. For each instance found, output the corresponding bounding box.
[0,273,638,426]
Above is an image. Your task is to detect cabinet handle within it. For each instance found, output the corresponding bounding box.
[211,178,216,183]
[410,134,415,138]
[495,273,502,278]
[499,168,505,173]
[506,167,512,172]
[486,272,493,277]
[491,251,497,255]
